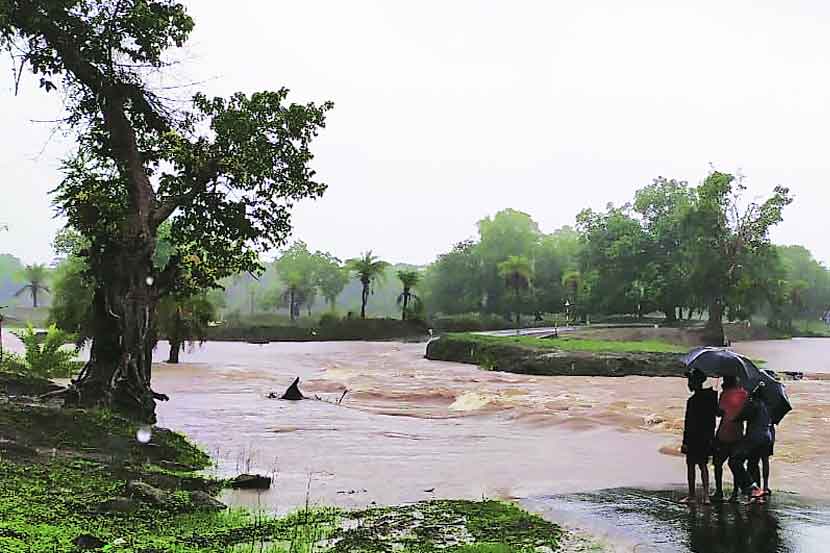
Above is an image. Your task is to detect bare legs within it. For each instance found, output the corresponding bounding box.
[682,461,711,504]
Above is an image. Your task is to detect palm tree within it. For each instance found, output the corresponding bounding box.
[15,264,50,308]
[498,256,532,327]
[396,270,421,321]
[347,251,389,319]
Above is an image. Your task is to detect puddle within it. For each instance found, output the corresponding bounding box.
[523,488,830,552]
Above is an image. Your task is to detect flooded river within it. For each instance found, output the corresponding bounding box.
[3,333,829,551]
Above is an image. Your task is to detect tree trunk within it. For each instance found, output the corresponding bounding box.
[360,283,369,319]
[168,340,181,364]
[402,289,409,321]
[663,306,677,323]
[66,226,163,423]
[289,288,296,322]
[167,307,182,364]
[702,300,726,346]
[32,288,38,308]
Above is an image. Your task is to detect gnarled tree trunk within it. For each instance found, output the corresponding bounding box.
[66,207,165,422]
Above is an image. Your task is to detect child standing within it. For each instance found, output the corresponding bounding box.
[681,369,718,504]
[711,375,748,502]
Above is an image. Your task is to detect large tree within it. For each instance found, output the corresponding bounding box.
[314,252,349,312]
[632,177,695,321]
[684,172,792,345]
[2,1,331,421]
[497,255,532,326]
[477,209,540,315]
[274,242,318,321]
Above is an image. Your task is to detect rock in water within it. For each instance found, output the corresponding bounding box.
[281,377,305,400]
[230,473,272,490]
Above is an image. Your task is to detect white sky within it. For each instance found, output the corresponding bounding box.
[1,0,829,266]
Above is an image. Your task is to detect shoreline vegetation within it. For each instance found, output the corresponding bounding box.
[0,371,583,553]
[426,332,688,378]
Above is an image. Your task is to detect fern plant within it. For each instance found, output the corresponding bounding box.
[12,324,79,378]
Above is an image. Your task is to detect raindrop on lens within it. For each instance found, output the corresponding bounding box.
[145,276,155,286]
[136,426,152,444]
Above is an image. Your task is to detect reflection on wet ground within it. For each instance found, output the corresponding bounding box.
[524,488,830,553]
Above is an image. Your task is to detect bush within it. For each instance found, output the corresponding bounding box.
[429,313,513,332]
[11,324,80,378]
[319,312,341,327]
[0,351,27,373]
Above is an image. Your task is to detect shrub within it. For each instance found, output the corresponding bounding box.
[11,324,79,378]
[0,351,27,373]
[319,312,340,327]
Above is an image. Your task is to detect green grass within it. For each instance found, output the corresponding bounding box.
[792,319,830,337]
[449,332,686,354]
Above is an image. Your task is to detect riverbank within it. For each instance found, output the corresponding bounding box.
[205,317,429,343]
[425,333,687,377]
[0,371,586,552]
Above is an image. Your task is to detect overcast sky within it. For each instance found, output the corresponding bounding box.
[2,0,829,266]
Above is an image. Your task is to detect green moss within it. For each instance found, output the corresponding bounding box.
[330,500,562,553]
[447,332,686,354]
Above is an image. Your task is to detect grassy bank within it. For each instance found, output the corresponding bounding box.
[0,372,571,552]
[206,317,429,343]
[453,332,686,354]
[426,333,686,377]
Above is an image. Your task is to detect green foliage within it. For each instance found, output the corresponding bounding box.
[274,241,320,320]
[315,252,350,311]
[0,253,25,305]
[47,255,94,344]
[0,351,27,373]
[11,324,79,378]
[158,293,218,349]
[318,312,341,327]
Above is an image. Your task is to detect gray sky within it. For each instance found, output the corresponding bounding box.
[2,0,829,266]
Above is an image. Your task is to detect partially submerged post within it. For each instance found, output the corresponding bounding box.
[280,377,305,401]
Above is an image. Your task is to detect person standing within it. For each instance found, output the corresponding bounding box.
[711,375,748,502]
[681,369,719,504]
[728,384,772,502]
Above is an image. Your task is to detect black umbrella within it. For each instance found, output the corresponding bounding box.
[683,347,793,424]
[683,347,760,383]
[742,363,793,425]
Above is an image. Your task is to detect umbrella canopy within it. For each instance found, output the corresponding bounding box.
[683,347,760,383]
[683,347,792,424]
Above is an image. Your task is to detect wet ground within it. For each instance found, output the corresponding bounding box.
[524,488,830,553]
